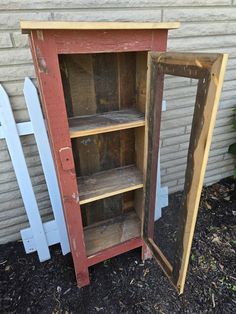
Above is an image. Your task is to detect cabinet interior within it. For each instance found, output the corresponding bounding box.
[59,51,148,256]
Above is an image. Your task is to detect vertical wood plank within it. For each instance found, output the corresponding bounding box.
[93,53,122,221]
[173,54,228,293]
[144,55,164,240]
[0,84,50,261]
[30,30,89,287]
[23,77,70,255]
[60,54,101,225]
[117,52,136,213]
[134,52,147,222]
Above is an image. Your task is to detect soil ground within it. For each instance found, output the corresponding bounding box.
[0,177,236,313]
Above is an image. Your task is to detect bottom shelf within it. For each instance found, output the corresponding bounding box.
[84,211,141,257]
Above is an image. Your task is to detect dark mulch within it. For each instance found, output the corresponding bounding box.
[0,177,236,313]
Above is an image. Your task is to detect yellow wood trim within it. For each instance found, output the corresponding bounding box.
[79,183,143,205]
[69,120,145,138]
[145,51,228,295]
[20,21,180,34]
[151,52,222,71]
[176,53,228,294]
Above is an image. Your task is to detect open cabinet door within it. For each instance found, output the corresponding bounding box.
[143,52,228,294]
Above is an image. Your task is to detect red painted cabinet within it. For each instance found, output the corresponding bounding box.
[21,21,226,294]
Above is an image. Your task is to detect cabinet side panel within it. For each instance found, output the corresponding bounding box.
[29,30,89,287]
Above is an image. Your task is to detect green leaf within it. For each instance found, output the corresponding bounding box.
[232,285,236,292]
[234,168,236,179]
[191,254,196,261]
[233,107,236,112]
[228,143,236,155]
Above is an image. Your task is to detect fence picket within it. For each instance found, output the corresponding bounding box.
[23,78,70,255]
[0,84,50,261]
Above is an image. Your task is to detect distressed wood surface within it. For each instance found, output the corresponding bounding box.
[117,53,138,215]
[87,236,143,267]
[28,26,169,287]
[53,29,168,54]
[30,31,90,287]
[78,165,143,205]
[144,51,228,294]
[143,53,164,241]
[59,54,102,224]
[92,53,122,223]
[21,21,180,34]
[84,211,141,256]
[60,53,145,224]
[173,53,228,294]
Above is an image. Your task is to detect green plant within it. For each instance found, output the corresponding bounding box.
[228,107,236,178]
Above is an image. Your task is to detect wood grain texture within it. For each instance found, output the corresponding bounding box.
[21,21,180,34]
[134,52,147,223]
[145,51,228,294]
[117,52,136,214]
[84,211,141,256]
[28,27,169,287]
[59,54,101,225]
[69,109,145,138]
[143,53,164,241]
[87,236,143,267]
[173,53,228,294]
[92,53,122,223]
[53,29,168,54]
[29,31,90,287]
[78,165,143,205]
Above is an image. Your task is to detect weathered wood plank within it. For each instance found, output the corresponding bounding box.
[92,53,122,223]
[54,29,168,54]
[78,165,143,205]
[173,53,228,294]
[84,211,141,256]
[144,51,228,295]
[117,52,137,214]
[30,30,90,287]
[59,54,102,225]
[69,109,145,138]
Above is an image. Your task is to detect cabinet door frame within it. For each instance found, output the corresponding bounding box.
[144,51,228,294]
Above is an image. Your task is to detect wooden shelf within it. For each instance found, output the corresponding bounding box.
[69,109,145,138]
[78,165,143,205]
[84,211,141,256]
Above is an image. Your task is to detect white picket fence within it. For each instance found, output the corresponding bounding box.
[0,78,70,262]
[0,78,168,262]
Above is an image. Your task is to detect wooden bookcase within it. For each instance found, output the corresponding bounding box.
[21,21,227,294]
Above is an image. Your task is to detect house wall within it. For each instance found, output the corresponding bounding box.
[0,0,235,243]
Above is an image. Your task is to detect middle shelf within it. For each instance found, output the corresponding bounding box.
[78,165,143,205]
[69,109,145,138]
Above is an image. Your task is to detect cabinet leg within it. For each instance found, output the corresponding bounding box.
[141,243,153,261]
[75,267,90,288]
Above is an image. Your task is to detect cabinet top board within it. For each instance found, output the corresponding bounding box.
[20,21,180,34]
